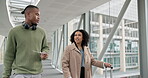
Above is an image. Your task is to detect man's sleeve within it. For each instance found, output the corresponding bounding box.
[3,29,16,78]
[41,30,49,53]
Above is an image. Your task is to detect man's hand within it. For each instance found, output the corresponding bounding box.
[40,52,48,60]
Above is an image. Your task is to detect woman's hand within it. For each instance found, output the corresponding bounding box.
[104,62,112,68]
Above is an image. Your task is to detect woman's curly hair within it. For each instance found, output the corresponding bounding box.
[70,29,89,46]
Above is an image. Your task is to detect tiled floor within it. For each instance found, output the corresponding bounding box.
[0,59,63,78]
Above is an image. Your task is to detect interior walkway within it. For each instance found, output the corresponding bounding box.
[0,59,140,78]
[0,59,63,78]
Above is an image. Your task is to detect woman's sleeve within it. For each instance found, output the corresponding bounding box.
[62,47,72,78]
[88,48,104,68]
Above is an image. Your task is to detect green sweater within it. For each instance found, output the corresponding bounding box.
[3,25,49,77]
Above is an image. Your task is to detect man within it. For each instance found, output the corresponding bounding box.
[2,5,49,78]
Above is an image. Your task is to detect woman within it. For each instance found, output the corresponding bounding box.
[62,29,111,78]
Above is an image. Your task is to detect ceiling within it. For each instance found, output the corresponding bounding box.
[38,0,110,41]
[0,0,110,42]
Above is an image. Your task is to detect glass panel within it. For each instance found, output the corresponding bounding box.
[90,0,139,77]
[0,35,5,64]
